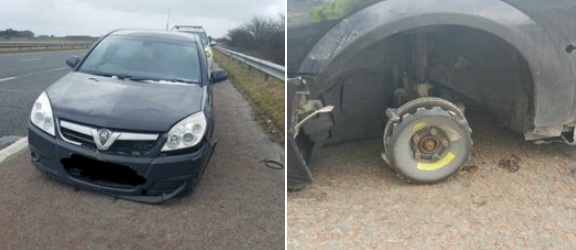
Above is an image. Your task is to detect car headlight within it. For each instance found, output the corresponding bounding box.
[161,112,207,152]
[30,91,55,136]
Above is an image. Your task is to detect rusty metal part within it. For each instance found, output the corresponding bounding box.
[410,125,450,161]
[419,135,440,154]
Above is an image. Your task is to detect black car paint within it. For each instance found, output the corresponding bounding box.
[29,123,216,203]
[28,30,225,203]
[287,0,576,188]
[47,72,204,132]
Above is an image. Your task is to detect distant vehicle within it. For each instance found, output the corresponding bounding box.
[172,25,213,64]
[28,29,229,203]
[287,0,576,189]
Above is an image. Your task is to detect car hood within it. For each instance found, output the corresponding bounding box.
[47,72,204,132]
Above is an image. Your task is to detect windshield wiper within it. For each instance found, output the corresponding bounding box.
[90,72,133,80]
[80,70,126,79]
[82,70,157,83]
[164,78,198,84]
[86,72,198,84]
[129,77,199,84]
[99,74,149,82]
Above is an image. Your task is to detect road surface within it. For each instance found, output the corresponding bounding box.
[288,109,576,249]
[0,50,84,148]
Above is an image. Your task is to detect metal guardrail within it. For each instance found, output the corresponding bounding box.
[0,42,92,51]
[214,46,285,81]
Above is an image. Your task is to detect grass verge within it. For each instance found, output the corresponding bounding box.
[213,50,284,146]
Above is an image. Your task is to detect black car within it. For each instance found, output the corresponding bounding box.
[28,30,228,203]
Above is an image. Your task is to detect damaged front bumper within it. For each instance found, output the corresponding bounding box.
[28,123,216,204]
[287,77,334,190]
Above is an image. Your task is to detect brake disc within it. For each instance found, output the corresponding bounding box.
[382,97,472,183]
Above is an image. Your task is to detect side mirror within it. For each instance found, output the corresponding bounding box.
[210,69,228,84]
[209,40,217,47]
[66,56,80,68]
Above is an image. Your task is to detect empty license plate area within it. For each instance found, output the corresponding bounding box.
[61,154,146,188]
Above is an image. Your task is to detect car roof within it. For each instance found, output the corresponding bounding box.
[108,29,198,43]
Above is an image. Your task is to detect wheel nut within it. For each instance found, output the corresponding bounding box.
[430,128,437,135]
[442,140,449,147]
[413,134,420,143]
[415,152,421,160]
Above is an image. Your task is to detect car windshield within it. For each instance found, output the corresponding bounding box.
[79,35,202,84]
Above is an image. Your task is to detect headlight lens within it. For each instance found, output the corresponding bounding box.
[30,92,55,136]
[161,112,207,151]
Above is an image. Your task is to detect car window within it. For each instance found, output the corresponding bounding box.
[79,35,202,84]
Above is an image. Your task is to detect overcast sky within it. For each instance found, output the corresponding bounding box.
[0,0,285,38]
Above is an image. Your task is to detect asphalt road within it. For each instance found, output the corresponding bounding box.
[0,50,85,147]
[0,55,285,249]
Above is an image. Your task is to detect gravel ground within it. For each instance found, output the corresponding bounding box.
[288,110,576,249]
[0,76,285,249]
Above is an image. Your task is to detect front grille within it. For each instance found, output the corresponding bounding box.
[59,119,161,157]
[60,127,97,150]
[107,140,158,157]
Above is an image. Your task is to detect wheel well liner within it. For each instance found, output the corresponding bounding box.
[300,0,572,130]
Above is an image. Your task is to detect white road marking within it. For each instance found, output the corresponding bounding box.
[0,76,16,82]
[13,66,68,79]
[0,137,28,165]
[53,66,68,71]
[22,58,41,62]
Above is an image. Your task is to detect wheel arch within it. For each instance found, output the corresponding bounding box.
[300,0,573,132]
